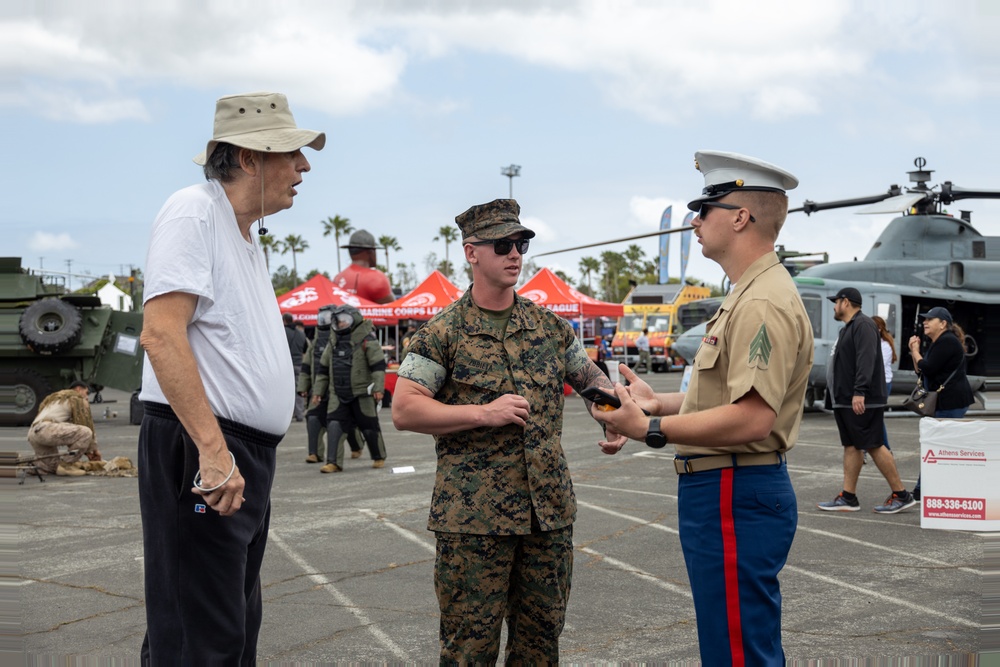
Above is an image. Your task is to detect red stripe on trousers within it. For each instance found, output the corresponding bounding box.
[720,468,745,666]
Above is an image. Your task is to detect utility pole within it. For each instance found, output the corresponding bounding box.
[65,259,72,291]
[501,164,521,199]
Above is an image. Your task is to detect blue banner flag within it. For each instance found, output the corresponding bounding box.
[679,211,694,284]
[658,206,672,284]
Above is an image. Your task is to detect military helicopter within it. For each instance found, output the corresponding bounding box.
[671,158,1000,406]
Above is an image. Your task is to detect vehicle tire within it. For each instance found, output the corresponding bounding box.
[0,368,52,427]
[18,299,84,355]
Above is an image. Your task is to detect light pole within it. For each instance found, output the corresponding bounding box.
[501,164,521,199]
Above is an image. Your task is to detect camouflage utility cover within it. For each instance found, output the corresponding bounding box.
[398,290,590,535]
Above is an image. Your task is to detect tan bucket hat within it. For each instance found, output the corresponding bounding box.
[193,92,326,165]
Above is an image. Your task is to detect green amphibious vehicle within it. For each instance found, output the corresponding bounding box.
[0,257,143,426]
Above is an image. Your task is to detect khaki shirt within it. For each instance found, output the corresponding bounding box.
[677,252,813,456]
[397,290,590,535]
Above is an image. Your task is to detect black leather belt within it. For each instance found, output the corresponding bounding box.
[674,451,785,475]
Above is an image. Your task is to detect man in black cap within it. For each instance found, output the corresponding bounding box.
[392,199,625,664]
[818,286,916,515]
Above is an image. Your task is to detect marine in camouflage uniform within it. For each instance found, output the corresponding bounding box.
[312,305,388,471]
[393,199,625,664]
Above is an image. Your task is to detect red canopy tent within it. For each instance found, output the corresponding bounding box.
[277,274,396,325]
[362,270,465,321]
[517,268,624,320]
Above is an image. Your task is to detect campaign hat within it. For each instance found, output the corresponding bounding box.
[342,229,378,249]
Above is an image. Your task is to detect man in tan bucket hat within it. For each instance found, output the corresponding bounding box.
[137,92,324,663]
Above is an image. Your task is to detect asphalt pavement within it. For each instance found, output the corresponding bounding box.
[6,375,997,665]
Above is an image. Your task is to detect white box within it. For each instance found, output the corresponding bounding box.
[919,418,1000,531]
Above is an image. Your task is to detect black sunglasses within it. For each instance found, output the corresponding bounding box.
[467,238,530,255]
[698,201,756,223]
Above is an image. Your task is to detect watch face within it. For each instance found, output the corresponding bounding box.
[646,419,668,449]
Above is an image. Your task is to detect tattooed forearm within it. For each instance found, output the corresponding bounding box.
[567,361,613,395]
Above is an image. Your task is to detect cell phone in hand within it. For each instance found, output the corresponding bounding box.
[580,386,621,411]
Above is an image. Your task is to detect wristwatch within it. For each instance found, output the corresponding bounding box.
[645,417,667,449]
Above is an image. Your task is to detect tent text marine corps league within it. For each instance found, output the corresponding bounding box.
[276,274,396,325]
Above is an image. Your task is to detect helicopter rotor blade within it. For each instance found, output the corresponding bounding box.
[789,186,903,215]
[533,226,695,258]
[939,182,1000,204]
[855,193,929,215]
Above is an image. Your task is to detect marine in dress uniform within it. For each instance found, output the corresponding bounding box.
[596,151,814,666]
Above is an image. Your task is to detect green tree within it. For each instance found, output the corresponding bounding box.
[378,235,402,280]
[259,234,280,272]
[271,265,297,294]
[304,268,331,281]
[395,262,418,292]
[433,226,459,278]
[437,259,455,279]
[623,244,646,282]
[280,234,309,284]
[321,215,353,273]
[579,256,601,292]
[599,250,627,302]
[518,259,538,289]
[555,270,575,286]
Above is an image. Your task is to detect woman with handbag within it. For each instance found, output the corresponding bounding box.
[907,306,974,499]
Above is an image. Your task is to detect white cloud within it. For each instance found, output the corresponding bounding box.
[28,231,78,252]
[3,1,994,125]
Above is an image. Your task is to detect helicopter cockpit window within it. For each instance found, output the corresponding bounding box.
[876,303,896,338]
[800,294,823,338]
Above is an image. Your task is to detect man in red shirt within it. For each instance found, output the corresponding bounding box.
[332,230,394,304]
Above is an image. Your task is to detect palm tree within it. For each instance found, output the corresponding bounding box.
[281,234,309,284]
[433,226,459,278]
[600,250,626,302]
[579,256,600,292]
[321,215,353,273]
[259,234,280,272]
[623,244,646,281]
[378,235,402,276]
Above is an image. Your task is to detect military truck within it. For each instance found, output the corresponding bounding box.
[0,257,143,426]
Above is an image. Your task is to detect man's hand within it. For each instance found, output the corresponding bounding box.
[310,394,321,407]
[192,448,246,517]
[852,395,866,415]
[481,394,531,428]
[617,364,660,414]
[593,383,650,442]
[373,391,384,403]
[598,425,628,455]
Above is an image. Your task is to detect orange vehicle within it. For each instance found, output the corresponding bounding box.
[610,284,710,372]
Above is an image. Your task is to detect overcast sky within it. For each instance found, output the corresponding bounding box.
[3,0,999,292]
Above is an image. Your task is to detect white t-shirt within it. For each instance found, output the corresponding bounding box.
[881,339,894,385]
[139,180,294,435]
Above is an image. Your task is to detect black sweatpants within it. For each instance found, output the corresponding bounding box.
[138,402,281,665]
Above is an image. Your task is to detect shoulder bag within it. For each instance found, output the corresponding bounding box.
[902,366,959,417]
